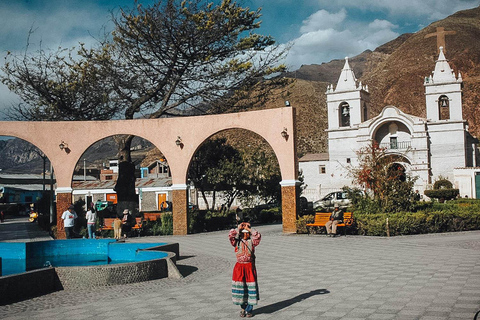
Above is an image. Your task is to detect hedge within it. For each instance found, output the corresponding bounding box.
[424,189,459,201]
[296,200,480,236]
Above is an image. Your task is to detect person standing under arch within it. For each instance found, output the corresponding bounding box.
[61,205,77,239]
[229,221,261,317]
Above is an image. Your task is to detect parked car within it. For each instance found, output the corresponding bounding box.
[188,202,198,210]
[254,200,279,211]
[313,191,350,212]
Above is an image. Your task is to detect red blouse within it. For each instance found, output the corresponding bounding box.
[228,228,261,263]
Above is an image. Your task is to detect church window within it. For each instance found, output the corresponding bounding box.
[363,103,368,122]
[390,137,398,149]
[319,165,326,174]
[438,95,450,120]
[340,102,350,127]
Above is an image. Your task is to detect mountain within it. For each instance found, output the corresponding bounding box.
[2,6,480,171]
[0,136,154,174]
[275,6,480,156]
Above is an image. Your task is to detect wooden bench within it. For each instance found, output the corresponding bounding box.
[306,212,354,235]
[99,217,143,231]
[143,212,162,222]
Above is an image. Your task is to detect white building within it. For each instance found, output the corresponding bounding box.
[300,47,479,201]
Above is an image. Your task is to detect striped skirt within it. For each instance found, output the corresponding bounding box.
[231,262,259,305]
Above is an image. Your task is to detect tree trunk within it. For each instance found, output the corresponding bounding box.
[113,135,138,216]
[200,189,210,211]
[212,190,216,211]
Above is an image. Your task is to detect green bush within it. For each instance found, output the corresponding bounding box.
[353,200,480,236]
[257,207,282,224]
[160,213,173,235]
[188,209,204,234]
[295,200,480,236]
[295,215,314,234]
[424,189,459,201]
[433,179,453,189]
[142,214,173,236]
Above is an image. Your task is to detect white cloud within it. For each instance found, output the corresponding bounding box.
[0,2,110,53]
[300,9,347,33]
[286,9,400,69]
[368,19,397,31]
[322,0,479,20]
[0,1,113,118]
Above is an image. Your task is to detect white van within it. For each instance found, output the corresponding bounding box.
[313,191,350,211]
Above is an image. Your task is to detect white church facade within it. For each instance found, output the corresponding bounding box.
[300,47,480,201]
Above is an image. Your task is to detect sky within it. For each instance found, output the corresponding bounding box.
[0,0,479,117]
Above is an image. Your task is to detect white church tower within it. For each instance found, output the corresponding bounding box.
[424,46,474,181]
[425,46,463,121]
[326,57,370,129]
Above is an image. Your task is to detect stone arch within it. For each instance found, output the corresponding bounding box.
[71,135,169,213]
[0,108,298,236]
[381,154,413,181]
[368,106,416,140]
[0,136,56,222]
[373,120,412,150]
[186,127,282,181]
[186,128,282,210]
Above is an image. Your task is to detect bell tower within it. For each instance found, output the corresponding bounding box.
[326,57,370,130]
[425,47,463,121]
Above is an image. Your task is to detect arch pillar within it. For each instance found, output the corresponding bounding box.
[171,184,188,235]
[280,180,300,233]
[55,187,73,239]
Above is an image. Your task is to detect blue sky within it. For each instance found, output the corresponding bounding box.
[0,0,479,115]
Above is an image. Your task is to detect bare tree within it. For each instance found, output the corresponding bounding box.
[1,0,289,212]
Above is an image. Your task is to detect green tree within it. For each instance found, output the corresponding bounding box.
[2,45,120,121]
[2,0,288,212]
[349,142,417,213]
[241,149,281,204]
[188,137,281,211]
[188,138,242,210]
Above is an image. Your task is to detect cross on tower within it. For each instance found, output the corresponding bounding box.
[424,27,456,54]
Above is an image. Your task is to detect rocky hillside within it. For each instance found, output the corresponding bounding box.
[283,6,480,155]
[2,6,480,172]
[0,136,153,174]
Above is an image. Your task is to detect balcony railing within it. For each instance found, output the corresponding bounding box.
[379,141,411,150]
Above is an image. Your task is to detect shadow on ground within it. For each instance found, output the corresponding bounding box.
[176,256,198,277]
[254,289,330,315]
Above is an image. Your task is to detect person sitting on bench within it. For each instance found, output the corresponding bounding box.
[325,204,343,237]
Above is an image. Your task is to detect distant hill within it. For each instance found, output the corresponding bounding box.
[0,136,154,174]
[2,6,480,172]
[276,6,480,156]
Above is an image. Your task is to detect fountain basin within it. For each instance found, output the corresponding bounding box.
[0,239,180,304]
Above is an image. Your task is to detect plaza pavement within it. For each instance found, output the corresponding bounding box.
[1,216,480,319]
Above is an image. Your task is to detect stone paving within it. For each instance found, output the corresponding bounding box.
[1,216,480,319]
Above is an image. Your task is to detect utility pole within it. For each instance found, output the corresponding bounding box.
[50,162,54,225]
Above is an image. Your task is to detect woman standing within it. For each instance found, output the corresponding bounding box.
[229,221,261,318]
[85,207,96,239]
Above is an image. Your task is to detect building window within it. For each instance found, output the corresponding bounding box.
[363,103,368,122]
[390,137,398,149]
[105,175,112,180]
[346,158,351,163]
[319,165,326,174]
[438,95,450,120]
[339,102,350,127]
